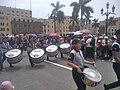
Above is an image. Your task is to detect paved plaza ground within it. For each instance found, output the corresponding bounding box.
[0,52,120,90]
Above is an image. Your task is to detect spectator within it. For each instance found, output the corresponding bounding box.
[0,42,2,71]
[0,81,15,90]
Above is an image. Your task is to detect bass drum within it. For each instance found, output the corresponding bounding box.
[30,48,45,64]
[59,43,71,54]
[82,68,102,87]
[5,49,23,64]
[46,45,58,57]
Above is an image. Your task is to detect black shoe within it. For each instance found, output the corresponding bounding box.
[31,64,35,67]
[55,55,58,58]
[104,84,109,90]
[10,65,14,68]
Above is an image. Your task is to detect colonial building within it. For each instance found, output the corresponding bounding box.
[38,16,73,35]
[0,6,32,35]
[62,16,73,35]
[38,18,54,34]
[11,20,43,34]
[1,6,119,36]
[99,17,120,36]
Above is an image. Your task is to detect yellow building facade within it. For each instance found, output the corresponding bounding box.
[99,17,120,36]
[1,6,112,36]
[38,16,74,35]
[0,15,12,35]
[0,6,32,35]
[61,16,72,35]
[38,18,54,34]
[37,16,97,35]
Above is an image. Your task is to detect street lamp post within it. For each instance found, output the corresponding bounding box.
[101,2,115,36]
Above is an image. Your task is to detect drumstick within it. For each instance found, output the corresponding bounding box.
[93,66,100,75]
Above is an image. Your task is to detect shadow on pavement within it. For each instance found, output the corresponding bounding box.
[25,64,45,70]
[3,66,22,72]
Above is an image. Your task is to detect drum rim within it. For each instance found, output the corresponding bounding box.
[60,43,70,48]
[46,45,58,52]
[83,68,102,82]
[30,48,45,58]
[7,56,23,64]
[5,49,21,58]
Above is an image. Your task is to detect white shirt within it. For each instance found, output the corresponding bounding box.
[86,38,92,47]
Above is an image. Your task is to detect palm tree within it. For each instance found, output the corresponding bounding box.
[92,18,99,35]
[57,11,64,24]
[50,1,65,33]
[79,0,94,29]
[82,13,92,29]
[69,2,80,31]
[56,10,65,34]
[70,2,80,19]
[86,14,92,30]
[70,0,94,30]
[84,14,92,25]
[69,17,80,32]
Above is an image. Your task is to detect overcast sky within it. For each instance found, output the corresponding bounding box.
[0,0,120,21]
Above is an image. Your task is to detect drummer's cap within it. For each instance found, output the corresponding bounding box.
[72,38,81,45]
[115,29,120,35]
[0,81,14,90]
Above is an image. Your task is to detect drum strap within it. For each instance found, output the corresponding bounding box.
[78,51,84,68]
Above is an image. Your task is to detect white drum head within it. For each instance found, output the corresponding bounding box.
[60,43,70,49]
[30,49,44,58]
[5,49,21,58]
[83,68,102,82]
[46,45,58,52]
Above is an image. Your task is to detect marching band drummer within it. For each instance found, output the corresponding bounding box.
[17,35,24,53]
[27,36,36,67]
[67,38,96,90]
[104,29,120,90]
[59,38,66,58]
[1,37,14,69]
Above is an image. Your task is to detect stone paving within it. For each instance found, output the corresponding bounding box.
[0,52,120,90]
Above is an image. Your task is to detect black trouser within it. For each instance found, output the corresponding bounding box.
[101,46,109,59]
[19,46,24,53]
[107,47,112,60]
[60,52,64,58]
[1,52,13,69]
[106,63,120,89]
[72,68,86,90]
[27,52,34,67]
[85,47,94,59]
[47,55,49,60]
[0,55,2,71]
[101,46,105,57]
